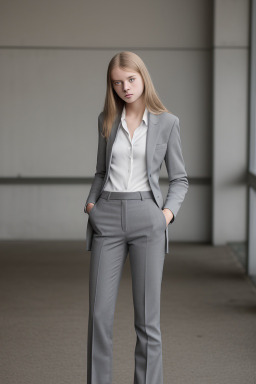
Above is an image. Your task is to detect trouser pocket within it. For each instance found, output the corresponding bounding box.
[147,199,167,230]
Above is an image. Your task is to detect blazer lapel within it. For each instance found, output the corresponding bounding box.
[146,111,160,173]
[105,113,121,172]
[105,110,161,174]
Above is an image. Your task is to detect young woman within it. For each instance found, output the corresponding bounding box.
[84,51,189,384]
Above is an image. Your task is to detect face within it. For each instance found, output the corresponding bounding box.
[111,67,145,104]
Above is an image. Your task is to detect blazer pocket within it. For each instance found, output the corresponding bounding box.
[155,143,167,151]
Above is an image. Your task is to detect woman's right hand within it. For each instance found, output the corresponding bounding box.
[86,203,95,214]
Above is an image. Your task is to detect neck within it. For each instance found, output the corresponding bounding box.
[125,97,146,118]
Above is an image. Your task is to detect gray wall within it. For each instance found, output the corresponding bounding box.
[213,0,250,244]
[0,0,249,245]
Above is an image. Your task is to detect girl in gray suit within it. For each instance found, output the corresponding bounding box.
[84,51,189,384]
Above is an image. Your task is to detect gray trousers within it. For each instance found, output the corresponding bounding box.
[87,190,167,384]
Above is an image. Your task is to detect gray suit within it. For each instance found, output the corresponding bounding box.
[84,110,189,254]
[84,110,189,384]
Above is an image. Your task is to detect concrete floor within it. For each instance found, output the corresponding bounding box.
[0,241,256,384]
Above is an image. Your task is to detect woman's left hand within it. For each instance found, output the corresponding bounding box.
[162,208,174,227]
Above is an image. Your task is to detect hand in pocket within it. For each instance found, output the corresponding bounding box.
[86,203,95,214]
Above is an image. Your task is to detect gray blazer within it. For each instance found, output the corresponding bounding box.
[84,110,189,254]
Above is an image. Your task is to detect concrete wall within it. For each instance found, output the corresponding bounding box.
[0,0,249,245]
[212,0,250,244]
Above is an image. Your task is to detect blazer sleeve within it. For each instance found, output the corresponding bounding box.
[163,116,189,222]
[84,113,106,213]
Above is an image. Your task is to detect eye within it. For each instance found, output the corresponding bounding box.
[113,81,120,85]
[129,78,135,82]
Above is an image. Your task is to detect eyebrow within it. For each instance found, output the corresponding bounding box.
[112,75,136,82]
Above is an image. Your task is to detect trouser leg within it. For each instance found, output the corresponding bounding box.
[87,198,128,384]
[127,198,166,384]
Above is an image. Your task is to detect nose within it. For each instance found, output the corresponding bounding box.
[123,81,130,92]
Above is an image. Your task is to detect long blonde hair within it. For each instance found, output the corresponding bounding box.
[101,51,170,140]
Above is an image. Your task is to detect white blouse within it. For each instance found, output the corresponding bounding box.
[103,105,151,192]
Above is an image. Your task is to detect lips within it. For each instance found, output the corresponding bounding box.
[125,94,133,97]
